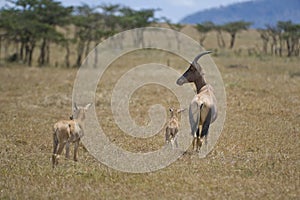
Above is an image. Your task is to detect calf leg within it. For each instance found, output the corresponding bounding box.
[165,127,170,145]
[170,138,175,149]
[74,140,79,162]
[174,135,178,148]
[52,133,58,168]
[54,142,66,167]
[65,142,70,159]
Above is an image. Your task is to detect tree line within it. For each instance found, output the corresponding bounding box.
[0,0,158,67]
[194,20,300,57]
[0,0,299,67]
[259,21,300,57]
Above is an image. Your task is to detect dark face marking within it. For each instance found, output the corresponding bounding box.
[176,64,202,85]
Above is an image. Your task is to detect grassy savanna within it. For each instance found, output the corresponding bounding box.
[0,28,299,199]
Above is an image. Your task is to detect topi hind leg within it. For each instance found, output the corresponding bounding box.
[192,137,197,151]
[197,137,202,151]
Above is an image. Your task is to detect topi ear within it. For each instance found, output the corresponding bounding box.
[84,103,92,110]
[74,102,78,111]
[177,108,187,113]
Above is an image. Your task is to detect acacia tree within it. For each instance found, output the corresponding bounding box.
[258,28,270,54]
[100,3,120,34]
[0,1,36,65]
[119,7,157,29]
[0,8,16,60]
[161,17,185,50]
[73,4,104,67]
[35,0,73,67]
[195,21,214,46]
[214,24,226,49]
[277,21,300,57]
[0,1,162,66]
[265,24,281,56]
[0,0,72,66]
[119,7,157,47]
[223,21,252,49]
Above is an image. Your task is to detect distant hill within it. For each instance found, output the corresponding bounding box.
[180,0,300,28]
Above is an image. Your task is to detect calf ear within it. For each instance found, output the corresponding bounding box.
[177,108,186,113]
[84,103,92,110]
[74,103,78,110]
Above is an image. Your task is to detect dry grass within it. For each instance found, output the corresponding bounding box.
[0,29,300,199]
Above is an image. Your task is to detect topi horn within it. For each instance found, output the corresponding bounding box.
[192,51,212,66]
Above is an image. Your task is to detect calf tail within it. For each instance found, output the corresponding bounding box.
[200,107,212,138]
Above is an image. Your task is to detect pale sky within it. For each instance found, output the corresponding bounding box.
[0,0,252,23]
